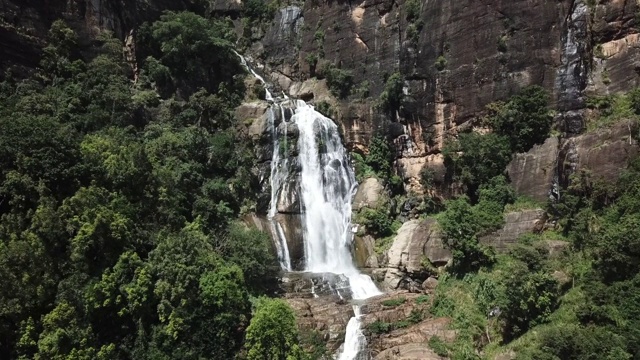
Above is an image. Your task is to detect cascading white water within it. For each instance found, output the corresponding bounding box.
[237,53,380,360]
[237,52,293,270]
[338,306,367,360]
[292,101,380,300]
[267,103,292,271]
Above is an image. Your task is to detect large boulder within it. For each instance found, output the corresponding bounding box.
[353,177,384,210]
[354,234,379,269]
[383,219,451,290]
[559,120,639,186]
[286,296,353,352]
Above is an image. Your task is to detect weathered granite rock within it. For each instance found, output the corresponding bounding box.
[236,101,270,139]
[559,120,639,189]
[286,296,354,352]
[480,209,547,252]
[383,218,451,290]
[353,177,385,211]
[374,343,444,360]
[587,1,640,95]
[507,137,559,203]
[546,240,570,258]
[421,277,439,291]
[361,292,455,358]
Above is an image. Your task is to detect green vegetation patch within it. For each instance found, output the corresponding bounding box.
[381,297,407,307]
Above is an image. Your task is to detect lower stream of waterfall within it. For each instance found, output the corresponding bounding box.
[239,54,381,359]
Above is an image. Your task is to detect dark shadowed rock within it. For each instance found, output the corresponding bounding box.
[272,213,304,269]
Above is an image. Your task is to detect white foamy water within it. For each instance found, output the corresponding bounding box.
[293,101,380,301]
[338,306,368,360]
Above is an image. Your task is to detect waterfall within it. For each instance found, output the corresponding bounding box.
[237,53,380,360]
[267,103,292,271]
[293,101,380,300]
[292,101,380,359]
[338,306,368,360]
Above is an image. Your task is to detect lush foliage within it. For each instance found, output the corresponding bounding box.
[323,63,354,99]
[438,175,514,274]
[443,132,512,199]
[244,298,305,360]
[432,136,640,358]
[0,15,287,360]
[378,72,404,113]
[486,85,552,153]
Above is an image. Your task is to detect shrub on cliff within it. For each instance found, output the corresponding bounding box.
[378,72,405,113]
[443,132,512,199]
[487,86,552,153]
[322,63,353,99]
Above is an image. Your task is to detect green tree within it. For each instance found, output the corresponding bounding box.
[245,298,305,360]
[439,196,496,273]
[139,11,243,98]
[443,132,512,199]
[502,263,558,339]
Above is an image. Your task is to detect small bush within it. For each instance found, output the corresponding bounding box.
[351,152,375,181]
[629,87,640,115]
[378,72,404,113]
[416,295,430,304]
[407,309,424,324]
[497,35,508,52]
[314,30,325,44]
[368,320,392,334]
[323,63,353,99]
[305,53,318,66]
[405,0,421,21]
[354,80,370,99]
[435,56,447,71]
[314,101,333,118]
[394,320,411,329]
[419,166,435,190]
[381,297,407,307]
[357,207,394,237]
[428,336,449,357]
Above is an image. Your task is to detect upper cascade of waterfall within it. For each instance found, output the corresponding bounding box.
[293,101,380,300]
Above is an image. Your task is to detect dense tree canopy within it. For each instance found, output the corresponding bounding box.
[0,13,288,360]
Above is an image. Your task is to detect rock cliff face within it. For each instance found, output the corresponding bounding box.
[3,0,639,193]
